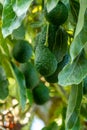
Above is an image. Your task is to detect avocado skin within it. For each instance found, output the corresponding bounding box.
[20,62,39,89]
[45,54,70,83]
[32,82,50,105]
[35,44,57,77]
[45,1,68,25]
[12,40,32,63]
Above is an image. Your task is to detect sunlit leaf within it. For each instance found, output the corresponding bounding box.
[58,51,87,86]
[75,0,87,38]
[2,0,33,37]
[70,9,87,61]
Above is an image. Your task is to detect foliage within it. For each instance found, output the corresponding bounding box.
[0,0,87,129]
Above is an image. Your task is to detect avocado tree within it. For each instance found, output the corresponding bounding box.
[0,0,87,129]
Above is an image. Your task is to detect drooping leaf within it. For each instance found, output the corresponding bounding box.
[53,27,68,63]
[69,0,80,23]
[10,62,26,110]
[70,8,87,61]
[0,65,9,100]
[74,0,87,38]
[2,0,33,37]
[58,51,87,86]
[65,83,82,129]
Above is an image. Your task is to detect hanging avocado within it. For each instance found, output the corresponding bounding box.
[45,1,68,26]
[35,44,57,77]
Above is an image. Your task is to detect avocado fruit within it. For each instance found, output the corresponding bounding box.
[32,82,50,105]
[12,40,32,63]
[20,62,39,89]
[45,1,68,26]
[35,44,57,77]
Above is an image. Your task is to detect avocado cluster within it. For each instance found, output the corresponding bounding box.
[12,40,50,105]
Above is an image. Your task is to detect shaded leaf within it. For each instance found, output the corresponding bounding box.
[58,51,87,86]
[82,76,87,95]
[69,0,80,23]
[65,83,82,129]
[12,24,25,40]
[53,27,68,63]
[10,62,26,110]
[2,0,33,37]
[48,24,58,51]
[0,65,9,100]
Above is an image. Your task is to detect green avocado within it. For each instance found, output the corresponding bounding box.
[12,40,32,63]
[45,54,70,83]
[32,82,50,105]
[20,62,39,89]
[35,44,57,76]
[45,1,68,25]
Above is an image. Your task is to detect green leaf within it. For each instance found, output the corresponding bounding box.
[82,76,87,95]
[69,0,80,23]
[27,89,34,105]
[10,62,26,110]
[2,0,33,37]
[48,24,58,52]
[72,117,80,130]
[46,0,59,12]
[0,65,9,100]
[58,52,87,86]
[74,0,87,38]
[70,8,87,61]
[12,24,25,40]
[53,27,68,63]
[65,83,82,129]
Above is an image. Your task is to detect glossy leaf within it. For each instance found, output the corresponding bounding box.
[10,62,26,110]
[70,8,87,61]
[0,65,9,100]
[58,52,87,86]
[2,0,33,37]
[74,0,87,38]
[65,84,82,129]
